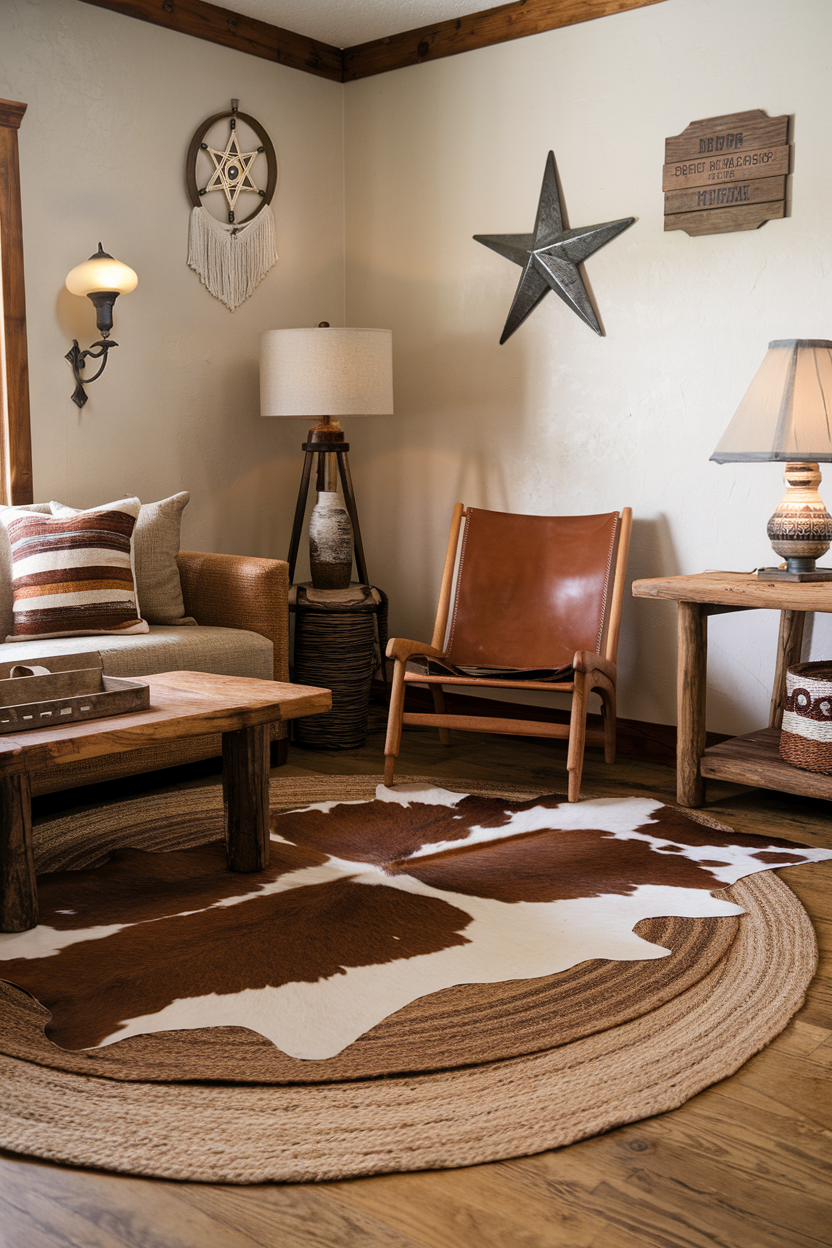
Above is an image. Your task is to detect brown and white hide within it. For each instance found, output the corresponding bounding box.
[1,786,829,1059]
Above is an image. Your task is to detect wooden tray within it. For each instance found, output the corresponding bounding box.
[0,652,149,734]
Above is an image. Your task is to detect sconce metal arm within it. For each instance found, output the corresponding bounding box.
[65,338,119,408]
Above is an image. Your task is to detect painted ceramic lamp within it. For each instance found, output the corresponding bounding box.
[308,491,353,589]
[711,339,832,582]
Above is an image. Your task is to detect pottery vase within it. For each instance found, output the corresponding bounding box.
[309,491,353,589]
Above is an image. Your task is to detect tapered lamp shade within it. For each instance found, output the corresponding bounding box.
[260,327,393,417]
[65,245,138,297]
[711,339,832,463]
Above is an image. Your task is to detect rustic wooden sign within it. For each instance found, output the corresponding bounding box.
[663,110,790,237]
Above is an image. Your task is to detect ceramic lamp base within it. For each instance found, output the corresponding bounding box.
[309,491,353,590]
[764,461,832,582]
[757,566,832,582]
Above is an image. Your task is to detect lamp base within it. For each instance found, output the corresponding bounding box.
[757,565,832,582]
[765,461,832,580]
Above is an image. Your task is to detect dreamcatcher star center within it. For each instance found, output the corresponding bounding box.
[203,130,260,212]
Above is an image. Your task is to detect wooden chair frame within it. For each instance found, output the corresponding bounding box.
[384,504,633,800]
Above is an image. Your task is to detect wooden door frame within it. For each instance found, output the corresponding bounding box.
[0,98,34,505]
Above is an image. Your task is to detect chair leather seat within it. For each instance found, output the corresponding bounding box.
[407,655,574,683]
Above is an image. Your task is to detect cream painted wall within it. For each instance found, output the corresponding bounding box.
[343,0,832,734]
[3,0,830,735]
[2,0,345,568]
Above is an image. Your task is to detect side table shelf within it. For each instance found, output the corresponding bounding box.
[701,726,832,801]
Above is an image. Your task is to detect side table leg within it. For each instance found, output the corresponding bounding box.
[223,725,271,872]
[0,770,37,931]
[677,602,707,807]
[769,609,806,729]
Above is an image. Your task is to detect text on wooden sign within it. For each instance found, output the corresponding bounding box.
[663,110,790,237]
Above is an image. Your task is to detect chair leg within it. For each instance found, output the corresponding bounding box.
[600,684,617,764]
[384,659,407,786]
[431,684,451,745]
[567,672,588,802]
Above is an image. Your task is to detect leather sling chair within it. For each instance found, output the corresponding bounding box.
[384,505,633,800]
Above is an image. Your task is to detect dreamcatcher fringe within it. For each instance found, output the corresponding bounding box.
[187,205,277,311]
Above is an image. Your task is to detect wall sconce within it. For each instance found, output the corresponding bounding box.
[64,243,138,407]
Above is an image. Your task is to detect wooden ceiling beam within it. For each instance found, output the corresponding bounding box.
[77,0,668,82]
[344,0,668,80]
[77,0,344,82]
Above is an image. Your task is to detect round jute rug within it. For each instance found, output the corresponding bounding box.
[0,776,819,1183]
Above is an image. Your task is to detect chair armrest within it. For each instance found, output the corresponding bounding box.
[387,637,445,662]
[573,651,617,683]
[177,551,289,682]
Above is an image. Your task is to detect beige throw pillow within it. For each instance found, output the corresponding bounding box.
[51,493,195,626]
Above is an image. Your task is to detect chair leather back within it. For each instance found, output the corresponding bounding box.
[445,509,620,671]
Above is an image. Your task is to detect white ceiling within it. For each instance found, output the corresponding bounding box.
[233,0,487,47]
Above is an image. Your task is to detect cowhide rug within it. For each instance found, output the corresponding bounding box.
[1,783,829,1063]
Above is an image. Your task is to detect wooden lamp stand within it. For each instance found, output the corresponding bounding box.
[286,416,369,587]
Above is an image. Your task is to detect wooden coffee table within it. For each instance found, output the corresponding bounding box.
[0,671,331,932]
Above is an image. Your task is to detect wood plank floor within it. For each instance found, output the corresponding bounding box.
[2,707,831,1247]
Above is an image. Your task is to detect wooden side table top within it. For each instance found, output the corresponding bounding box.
[632,571,832,613]
[0,671,331,777]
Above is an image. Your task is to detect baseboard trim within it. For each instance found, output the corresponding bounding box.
[372,682,728,769]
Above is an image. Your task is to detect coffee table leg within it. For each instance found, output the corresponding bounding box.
[677,601,707,807]
[0,770,38,932]
[223,725,271,872]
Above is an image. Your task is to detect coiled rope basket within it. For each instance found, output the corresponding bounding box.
[780,661,832,774]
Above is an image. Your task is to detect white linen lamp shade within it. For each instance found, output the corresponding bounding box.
[260,327,393,420]
[711,340,832,464]
[711,339,832,580]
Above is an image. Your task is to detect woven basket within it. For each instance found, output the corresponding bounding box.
[780,661,832,774]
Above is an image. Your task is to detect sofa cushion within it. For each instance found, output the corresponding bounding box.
[2,501,148,643]
[51,493,194,627]
[0,625,273,681]
[0,504,54,638]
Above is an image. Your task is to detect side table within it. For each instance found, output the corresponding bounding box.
[632,572,832,807]
[289,583,388,749]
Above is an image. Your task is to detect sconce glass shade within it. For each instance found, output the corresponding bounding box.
[260,327,393,418]
[711,339,832,463]
[65,244,138,298]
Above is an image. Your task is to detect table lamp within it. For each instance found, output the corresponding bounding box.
[260,324,393,587]
[711,339,832,581]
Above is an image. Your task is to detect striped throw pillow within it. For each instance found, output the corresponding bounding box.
[3,500,148,642]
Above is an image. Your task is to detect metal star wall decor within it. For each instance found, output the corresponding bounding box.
[474,151,635,343]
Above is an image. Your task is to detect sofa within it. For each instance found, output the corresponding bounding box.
[0,496,290,795]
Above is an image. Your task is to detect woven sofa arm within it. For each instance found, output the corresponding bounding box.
[177,551,289,682]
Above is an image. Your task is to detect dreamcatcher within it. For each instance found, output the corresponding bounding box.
[186,100,278,311]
